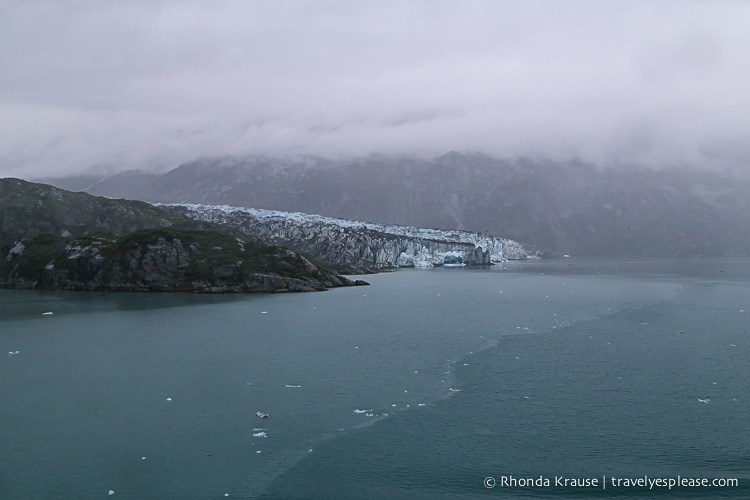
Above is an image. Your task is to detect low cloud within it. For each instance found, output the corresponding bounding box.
[1,0,749,178]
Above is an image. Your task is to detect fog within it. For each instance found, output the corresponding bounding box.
[1,0,749,178]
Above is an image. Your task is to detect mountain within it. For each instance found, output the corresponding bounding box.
[0,178,364,292]
[63,153,750,257]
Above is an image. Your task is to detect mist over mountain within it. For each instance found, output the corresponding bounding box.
[41,153,750,258]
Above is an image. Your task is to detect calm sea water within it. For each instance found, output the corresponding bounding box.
[1,258,748,499]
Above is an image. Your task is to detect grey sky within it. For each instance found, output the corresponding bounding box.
[1,0,749,178]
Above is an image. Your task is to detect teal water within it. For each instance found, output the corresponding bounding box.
[1,259,748,498]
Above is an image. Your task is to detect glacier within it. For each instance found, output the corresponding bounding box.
[167,204,537,273]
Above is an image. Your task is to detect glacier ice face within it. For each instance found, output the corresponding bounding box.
[166,204,535,271]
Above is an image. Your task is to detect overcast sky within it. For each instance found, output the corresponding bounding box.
[1,0,749,178]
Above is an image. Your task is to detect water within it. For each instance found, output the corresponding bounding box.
[1,258,748,498]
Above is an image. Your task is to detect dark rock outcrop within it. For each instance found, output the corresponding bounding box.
[1,229,366,293]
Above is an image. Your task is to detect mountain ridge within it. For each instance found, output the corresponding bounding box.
[39,153,750,257]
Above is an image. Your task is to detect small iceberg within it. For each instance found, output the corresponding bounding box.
[165,397,172,401]
[698,398,711,404]
[255,411,269,419]
[449,388,462,392]
[42,312,53,316]
[353,409,372,414]
[108,491,115,496]
[253,431,267,438]
[285,385,302,388]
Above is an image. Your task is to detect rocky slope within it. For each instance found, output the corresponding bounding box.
[0,179,366,292]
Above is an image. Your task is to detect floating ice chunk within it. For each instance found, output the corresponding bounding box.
[42,312,53,315]
[285,385,302,388]
[698,398,711,404]
[463,363,468,366]
[418,403,427,407]
[141,457,146,460]
[353,409,372,414]
[413,370,418,373]
[308,449,313,453]
[354,346,359,349]
[256,450,261,454]
[365,413,374,417]
[166,397,172,401]
[448,388,462,392]
[730,344,737,347]
[261,311,268,314]
[392,404,397,407]
[108,491,114,496]
[225,494,229,497]
[253,428,266,431]
[404,389,408,392]
[253,431,267,438]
